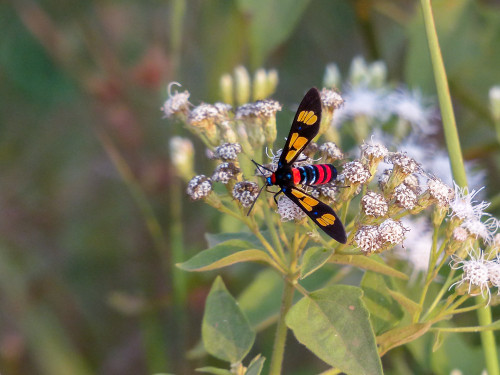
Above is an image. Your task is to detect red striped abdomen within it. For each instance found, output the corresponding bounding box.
[293,164,338,186]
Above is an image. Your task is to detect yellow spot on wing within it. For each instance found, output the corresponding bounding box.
[321,214,336,225]
[292,136,308,149]
[298,111,317,125]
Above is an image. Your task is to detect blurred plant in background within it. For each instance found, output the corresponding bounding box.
[1,0,500,375]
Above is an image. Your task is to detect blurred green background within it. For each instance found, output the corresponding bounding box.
[1,0,499,374]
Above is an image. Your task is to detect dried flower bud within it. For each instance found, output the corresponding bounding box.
[392,183,418,210]
[212,162,240,184]
[277,195,307,222]
[360,141,388,162]
[383,152,422,193]
[213,143,243,161]
[379,219,407,245]
[343,160,371,184]
[403,174,421,194]
[319,142,344,162]
[426,177,454,208]
[188,103,231,146]
[355,225,382,254]
[310,185,338,202]
[232,181,260,207]
[161,82,191,119]
[361,191,388,218]
[236,100,282,145]
[186,175,212,200]
[320,88,344,110]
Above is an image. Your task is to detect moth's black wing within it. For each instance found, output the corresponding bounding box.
[278,88,322,168]
[282,186,347,244]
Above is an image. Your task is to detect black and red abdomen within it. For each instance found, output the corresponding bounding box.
[294,164,337,186]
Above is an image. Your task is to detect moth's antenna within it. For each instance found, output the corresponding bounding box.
[246,183,266,216]
[251,159,274,174]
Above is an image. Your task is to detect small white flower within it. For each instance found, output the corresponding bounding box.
[333,86,389,126]
[277,195,307,222]
[449,183,490,221]
[450,249,492,301]
[387,89,438,135]
[461,216,499,245]
[343,160,371,184]
[213,143,243,161]
[487,258,500,293]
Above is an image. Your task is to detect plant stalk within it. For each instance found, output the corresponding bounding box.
[420,1,499,374]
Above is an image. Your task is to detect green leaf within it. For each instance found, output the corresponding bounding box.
[377,322,432,356]
[202,276,255,363]
[205,232,262,248]
[361,272,404,335]
[238,269,283,330]
[196,367,232,375]
[177,239,272,272]
[300,246,334,279]
[329,254,408,280]
[246,354,265,375]
[286,285,382,375]
[386,289,422,318]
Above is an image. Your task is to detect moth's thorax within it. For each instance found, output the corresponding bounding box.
[270,165,295,186]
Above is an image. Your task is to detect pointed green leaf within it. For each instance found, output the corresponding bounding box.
[205,232,262,248]
[202,276,255,363]
[300,246,334,279]
[377,322,432,356]
[196,367,232,375]
[329,254,408,280]
[177,240,272,272]
[286,285,382,375]
[246,354,265,375]
[361,272,404,335]
[386,289,422,318]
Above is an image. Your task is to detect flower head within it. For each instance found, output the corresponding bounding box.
[379,219,407,245]
[361,191,388,218]
[161,82,191,119]
[320,88,344,110]
[319,142,344,162]
[355,225,382,254]
[212,143,243,161]
[387,88,438,135]
[450,249,492,301]
[426,177,454,208]
[449,183,490,221]
[186,175,212,200]
[461,216,499,245]
[232,181,260,208]
[212,162,240,184]
[343,160,371,184]
[277,195,307,222]
[392,183,418,211]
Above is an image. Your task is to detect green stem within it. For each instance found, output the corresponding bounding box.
[268,278,295,375]
[420,2,498,373]
[477,300,500,375]
[420,0,467,185]
[169,0,186,76]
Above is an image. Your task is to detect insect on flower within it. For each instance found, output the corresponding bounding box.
[248,88,347,243]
